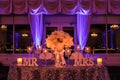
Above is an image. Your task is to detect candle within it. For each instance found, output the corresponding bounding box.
[38,45,42,51]
[97,58,102,66]
[67,49,70,53]
[44,49,47,53]
[85,47,91,53]
[28,47,31,50]
[27,46,32,53]
[77,45,80,51]
[17,58,22,66]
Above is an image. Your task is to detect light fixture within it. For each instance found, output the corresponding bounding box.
[1,24,7,31]
[110,24,119,30]
[22,33,28,37]
[91,32,98,37]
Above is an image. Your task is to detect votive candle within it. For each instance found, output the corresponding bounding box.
[77,45,80,51]
[97,58,102,66]
[17,58,22,66]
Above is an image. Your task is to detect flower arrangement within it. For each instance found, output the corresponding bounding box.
[46,31,73,51]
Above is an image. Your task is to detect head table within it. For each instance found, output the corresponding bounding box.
[8,65,110,80]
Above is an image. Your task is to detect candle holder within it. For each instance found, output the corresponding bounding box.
[37,45,42,53]
[27,46,33,57]
[85,47,91,58]
[43,48,47,66]
[76,45,81,52]
[97,58,102,66]
[17,58,22,66]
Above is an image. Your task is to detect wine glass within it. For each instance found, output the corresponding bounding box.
[85,47,91,58]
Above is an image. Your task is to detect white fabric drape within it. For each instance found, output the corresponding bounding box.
[43,0,59,14]
[77,14,91,50]
[108,0,120,14]
[0,0,12,14]
[12,0,27,14]
[28,0,44,14]
[93,0,107,14]
[29,14,43,47]
[76,0,92,50]
[1,0,120,49]
[61,0,78,14]
[0,0,120,15]
[28,0,44,47]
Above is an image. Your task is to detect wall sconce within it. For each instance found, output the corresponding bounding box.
[91,32,98,37]
[110,24,119,30]
[1,24,7,31]
[22,33,28,37]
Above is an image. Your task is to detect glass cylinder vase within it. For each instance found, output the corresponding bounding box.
[54,50,66,67]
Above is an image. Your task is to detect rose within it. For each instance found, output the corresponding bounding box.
[46,31,73,51]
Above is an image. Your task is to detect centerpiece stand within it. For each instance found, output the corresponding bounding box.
[54,50,66,67]
[45,31,73,67]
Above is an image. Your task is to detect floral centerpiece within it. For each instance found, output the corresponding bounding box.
[46,30,73,51]
[46,31,73,67]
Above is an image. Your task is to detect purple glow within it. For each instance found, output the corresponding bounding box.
[103,30,114,48]
[15,33,20,48]
[29,13,43,48]
[76,12,91,50]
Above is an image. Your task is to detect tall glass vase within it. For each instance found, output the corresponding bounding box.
[54,50,66,67]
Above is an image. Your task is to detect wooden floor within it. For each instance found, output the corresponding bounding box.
[0,63,120,80]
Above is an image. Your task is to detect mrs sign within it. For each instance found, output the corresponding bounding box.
[74,58,94,66]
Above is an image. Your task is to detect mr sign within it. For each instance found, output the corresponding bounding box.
[22,57,38,66]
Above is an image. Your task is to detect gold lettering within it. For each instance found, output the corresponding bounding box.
[32,58,38,66]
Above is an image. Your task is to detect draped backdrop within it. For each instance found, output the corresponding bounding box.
[0,0,120,49]
[76,0,92,50]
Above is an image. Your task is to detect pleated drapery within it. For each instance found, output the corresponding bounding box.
[76,0,92,50]
[1,0,120,15]
[28,0,44,47]
[0,0,120,49]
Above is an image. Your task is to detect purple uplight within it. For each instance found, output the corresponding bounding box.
[76,12,91,50]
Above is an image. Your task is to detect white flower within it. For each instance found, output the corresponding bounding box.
[46,31,73,51]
